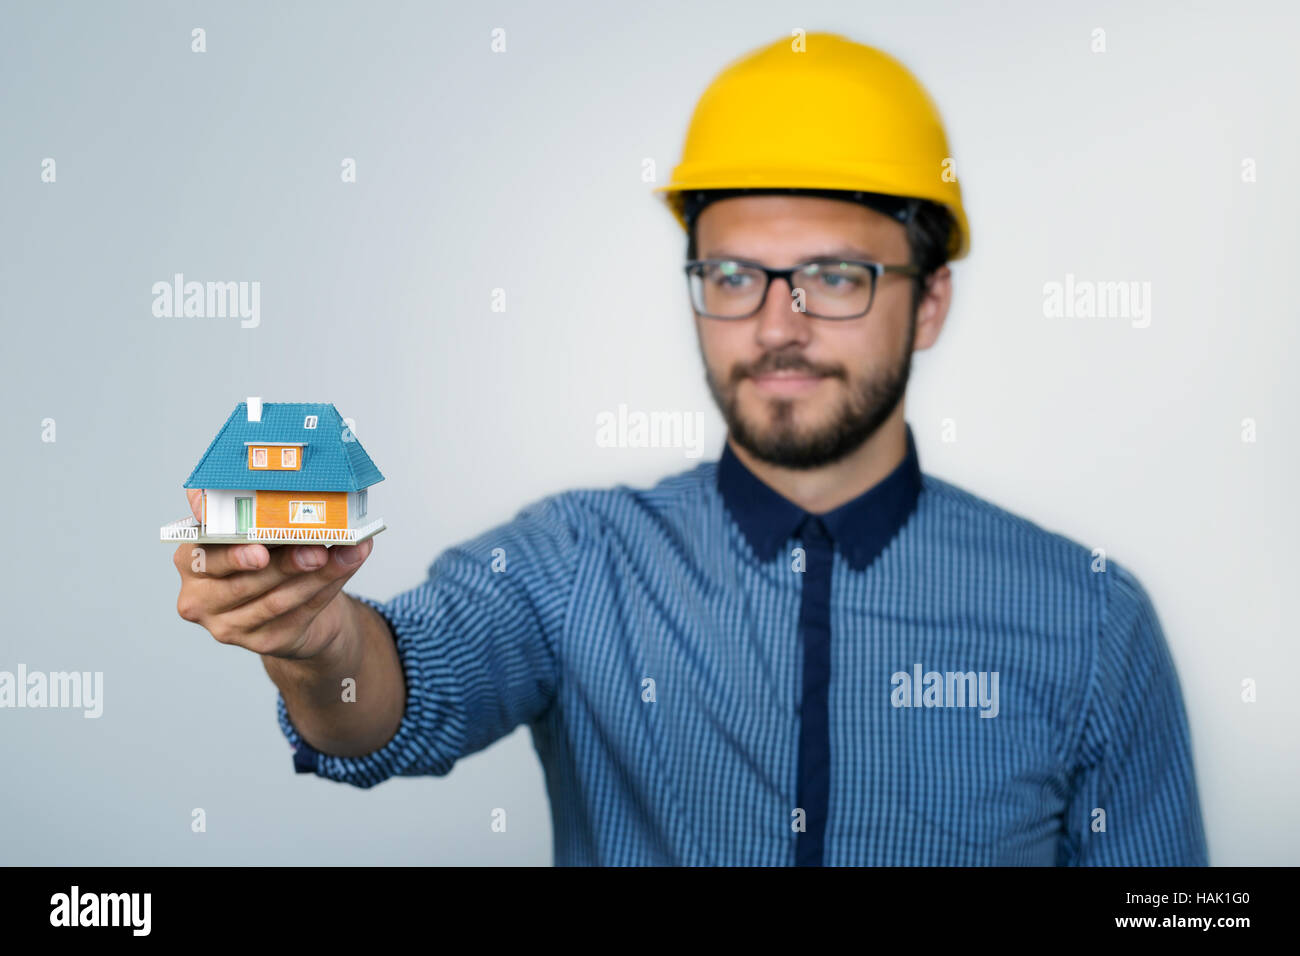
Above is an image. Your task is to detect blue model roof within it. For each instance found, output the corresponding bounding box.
[183,402,385,492]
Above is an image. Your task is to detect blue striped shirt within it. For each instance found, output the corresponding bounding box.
[277,425,1209,866]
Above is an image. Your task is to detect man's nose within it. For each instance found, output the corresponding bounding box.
[754,274,812,348]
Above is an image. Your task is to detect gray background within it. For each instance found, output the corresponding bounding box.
[1,0,1296,865]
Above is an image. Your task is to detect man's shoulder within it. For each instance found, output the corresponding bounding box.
[517,460,720,531]
[917,471,1095,555]
[916,472,1152,609]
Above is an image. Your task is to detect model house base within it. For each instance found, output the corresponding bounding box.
[160,515,386,547]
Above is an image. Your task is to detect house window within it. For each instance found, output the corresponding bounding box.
[250,447,268,468]
[357,489,367,518]
[281,447,297,468]
[289,501,326,524]
[304,415,318,429]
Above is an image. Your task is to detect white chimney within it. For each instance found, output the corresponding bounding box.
[247,397,262,422]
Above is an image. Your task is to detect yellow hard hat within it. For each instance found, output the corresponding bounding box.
[655,32,970,260]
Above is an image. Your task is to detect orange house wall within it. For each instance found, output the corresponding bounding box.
[254,491,348,529]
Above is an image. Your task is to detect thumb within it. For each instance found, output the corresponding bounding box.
[186,489,203,522]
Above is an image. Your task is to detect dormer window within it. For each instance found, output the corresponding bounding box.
[304,415,318,429]
[247,443,304,471]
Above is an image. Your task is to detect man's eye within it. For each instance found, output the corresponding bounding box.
[819,272,858,288]
[709,267,753,287]
[804,263,866,289]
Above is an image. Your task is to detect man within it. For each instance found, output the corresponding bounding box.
[172,32,1208,865]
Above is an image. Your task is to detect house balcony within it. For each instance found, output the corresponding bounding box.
[160,516,385,546]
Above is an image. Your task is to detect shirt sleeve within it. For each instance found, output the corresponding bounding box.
[275,492,583,788]
[1057,564,1209,865]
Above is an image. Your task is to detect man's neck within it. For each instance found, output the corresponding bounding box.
[727,405,909,515]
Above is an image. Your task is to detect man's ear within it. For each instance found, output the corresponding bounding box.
[912,265,952,351]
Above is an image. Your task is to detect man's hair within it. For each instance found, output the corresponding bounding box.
[683,190,955,314]
[900,200,956,310]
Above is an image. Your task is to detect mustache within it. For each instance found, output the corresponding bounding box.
[730,351,846,384]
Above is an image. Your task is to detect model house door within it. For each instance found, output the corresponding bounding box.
[236,497,253,533]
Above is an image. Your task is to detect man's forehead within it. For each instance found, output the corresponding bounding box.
[703,244,885,262]
[696,197,907,260]
[682,187,914,226]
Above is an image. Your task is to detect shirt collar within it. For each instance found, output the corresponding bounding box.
[716,423,923,570]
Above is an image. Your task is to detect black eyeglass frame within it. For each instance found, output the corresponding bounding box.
[683,256,920,320]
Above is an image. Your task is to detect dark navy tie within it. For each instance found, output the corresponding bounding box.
[795,514,834,866]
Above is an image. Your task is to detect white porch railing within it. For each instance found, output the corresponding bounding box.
[162,516,384,543]
[246,517,384,543]
[160,516,200,541]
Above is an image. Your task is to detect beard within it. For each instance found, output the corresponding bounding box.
[704,319,915,470]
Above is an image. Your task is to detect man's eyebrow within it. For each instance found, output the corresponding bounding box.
[702,246,882,262]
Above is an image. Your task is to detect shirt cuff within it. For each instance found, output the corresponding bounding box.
[274,593,461,787]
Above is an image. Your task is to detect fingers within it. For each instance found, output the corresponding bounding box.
[173,540,274,579]
[176,534,335,583]
[209,540,370,618]
[175,536,372,636]
[235,568,361,657]
[189,540,373,657]
[173,527,371,617]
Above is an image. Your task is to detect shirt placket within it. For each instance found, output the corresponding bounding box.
[795,514,834,866]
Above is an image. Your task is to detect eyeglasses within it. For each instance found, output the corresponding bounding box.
[684,256,919,320]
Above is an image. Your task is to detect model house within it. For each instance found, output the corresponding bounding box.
[160,398,385,546]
